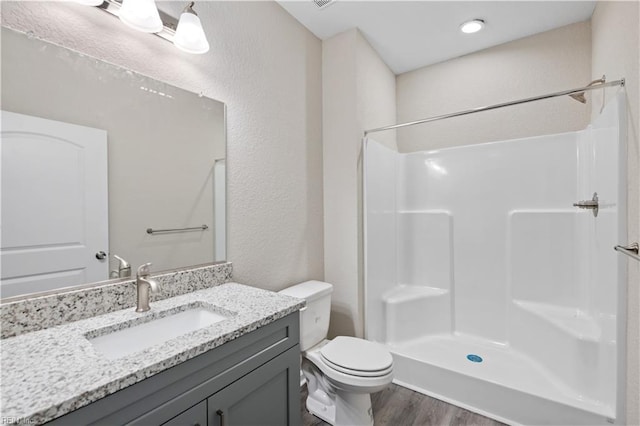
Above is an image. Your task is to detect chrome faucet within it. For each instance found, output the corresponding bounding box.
[136,263,159,313]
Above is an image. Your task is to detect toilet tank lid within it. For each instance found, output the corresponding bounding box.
[279,280,333,302]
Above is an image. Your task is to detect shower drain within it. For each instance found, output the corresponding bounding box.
[466,354,483,363]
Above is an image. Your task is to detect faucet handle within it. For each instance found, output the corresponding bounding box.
[111,255,132,278]
[137,262,152,277]
[113,255,130,269]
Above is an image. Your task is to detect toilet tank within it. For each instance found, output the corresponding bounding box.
[279,280,333,351]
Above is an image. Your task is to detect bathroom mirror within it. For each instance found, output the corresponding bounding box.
[0,28,226,299]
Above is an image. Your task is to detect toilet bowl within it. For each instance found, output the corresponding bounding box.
[279,281,394,426]
[303,337,393,425]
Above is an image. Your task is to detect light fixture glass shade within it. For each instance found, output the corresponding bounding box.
[173,12,210,54]
[74,0,104,5]
[119,0,163,33]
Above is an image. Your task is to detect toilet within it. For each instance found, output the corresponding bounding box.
[279,281,393,426]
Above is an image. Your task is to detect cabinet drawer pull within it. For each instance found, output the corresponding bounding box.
[216,409,225,426]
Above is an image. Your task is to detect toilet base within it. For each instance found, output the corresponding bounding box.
[306,388,336,424]
[306,385,374,426]
[303,357,376,426]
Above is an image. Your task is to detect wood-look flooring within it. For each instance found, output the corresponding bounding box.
[301,383,506,426]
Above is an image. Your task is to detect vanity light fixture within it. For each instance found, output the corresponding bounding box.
[173,2,210,54]
[74,0,105,6]
[119,0,163,33]
[74,0,209,55]
[460,19,485,34]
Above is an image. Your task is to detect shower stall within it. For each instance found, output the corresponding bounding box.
[364,89,627,425]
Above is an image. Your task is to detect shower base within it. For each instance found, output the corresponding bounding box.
[389,334,614,425]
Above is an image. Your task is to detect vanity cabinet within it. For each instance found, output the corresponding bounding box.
[162,401,206,426]
[206,348,293,426]
[47,312,300,426]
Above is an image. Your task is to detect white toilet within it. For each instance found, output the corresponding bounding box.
[279,281,393,426]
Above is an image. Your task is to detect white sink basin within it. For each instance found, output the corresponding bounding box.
[88,307,231,359]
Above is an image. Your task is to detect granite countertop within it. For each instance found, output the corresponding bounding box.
[1,283,305,425]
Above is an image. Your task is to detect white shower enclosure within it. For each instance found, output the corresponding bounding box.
[364,94,626,425]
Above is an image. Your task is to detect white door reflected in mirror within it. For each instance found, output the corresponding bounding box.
[0,111,109,298]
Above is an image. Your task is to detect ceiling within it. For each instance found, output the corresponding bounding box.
[277,1,596,74]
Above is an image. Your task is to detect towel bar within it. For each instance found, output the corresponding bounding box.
[614,242,640,262]
[147,225,209,235]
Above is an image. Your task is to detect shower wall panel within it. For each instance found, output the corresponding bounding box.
[364,139,397,343]
[396,133,579,343]
[509,211,586,307]
[397,211,452,289]
[585,95,625,320]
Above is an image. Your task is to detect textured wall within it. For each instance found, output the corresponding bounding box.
[323,30,360,338]
[396,21,592,152]
[323,29,396,338]
[1,1,324,291]
[591,2,640,423]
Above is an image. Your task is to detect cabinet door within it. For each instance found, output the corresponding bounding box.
[208,346,300,426]
[161,401,207,426]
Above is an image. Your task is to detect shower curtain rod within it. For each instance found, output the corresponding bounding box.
[364,79,625,136]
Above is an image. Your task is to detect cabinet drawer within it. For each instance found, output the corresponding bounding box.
[162,401,206,426]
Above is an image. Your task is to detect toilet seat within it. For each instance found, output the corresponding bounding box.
[321,356,394,377]
[304,347,394,391]
[319,336,393,378]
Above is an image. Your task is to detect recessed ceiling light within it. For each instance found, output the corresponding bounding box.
[460,19,485,34]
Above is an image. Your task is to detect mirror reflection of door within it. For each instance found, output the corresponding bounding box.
[1,111,109,298]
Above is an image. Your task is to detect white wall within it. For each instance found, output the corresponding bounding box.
[1,1,324,291]
[591,2,640,423]
[396,21,592,152]
[323,29,396,337]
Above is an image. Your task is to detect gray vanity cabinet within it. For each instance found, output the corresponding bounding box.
[46,312,300,426]
[207,346,295,426]
[162,401,206,426]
